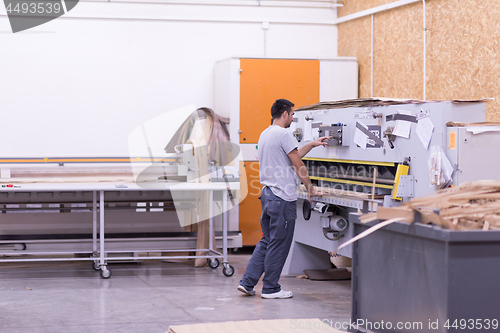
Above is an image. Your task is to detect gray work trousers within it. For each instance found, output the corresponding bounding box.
[240,187,297,294]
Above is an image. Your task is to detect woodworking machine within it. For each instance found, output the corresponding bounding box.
[283,99,500,275]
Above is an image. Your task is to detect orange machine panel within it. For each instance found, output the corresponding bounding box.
[238,161,263,246]
[239,58,320,144]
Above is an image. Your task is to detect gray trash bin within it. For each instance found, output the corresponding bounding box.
[350,213,500,333]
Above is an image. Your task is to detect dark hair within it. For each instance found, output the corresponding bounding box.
[271,99,294,119]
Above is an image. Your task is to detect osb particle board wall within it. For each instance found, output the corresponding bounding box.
[338,0,500,121]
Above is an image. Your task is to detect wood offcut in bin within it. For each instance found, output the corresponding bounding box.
[360,180,500,231]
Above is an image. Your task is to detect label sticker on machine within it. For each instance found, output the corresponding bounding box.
[449,131,457,150]
[416,109,430,121]
[355,123,383,148]
[367,125,382,148]
[309,110,326,116]
[354,111,374,119]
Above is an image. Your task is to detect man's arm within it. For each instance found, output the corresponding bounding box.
[298,136,331,158]
[288,149,319,202]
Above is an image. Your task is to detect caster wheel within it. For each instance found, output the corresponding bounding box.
[92,261,100,271]
[100,268,112,279]
[230,248,240,254]
[222,265,234,277]
[207,258,219,269]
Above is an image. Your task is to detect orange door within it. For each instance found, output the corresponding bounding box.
[238,58,320,246]
[238,161,263,246]
[239,58,320,144]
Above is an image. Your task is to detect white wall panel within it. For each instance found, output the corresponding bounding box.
[320,59,358,101]
[0,1,337,157]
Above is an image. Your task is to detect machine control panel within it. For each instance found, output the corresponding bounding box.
[319,124,350,147]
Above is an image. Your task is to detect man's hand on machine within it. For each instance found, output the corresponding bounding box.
[299,184,324,202]
[307,185,323,203]
[297,136,332,158]
[311,136,332,148]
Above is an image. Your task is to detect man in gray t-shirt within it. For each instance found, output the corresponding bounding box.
[238,99,330,299]
[258,124,299,201]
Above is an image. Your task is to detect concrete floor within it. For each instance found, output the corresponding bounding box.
[0,250,352,333]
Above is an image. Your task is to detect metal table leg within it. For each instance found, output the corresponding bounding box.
[207,190,219,269]
[92,191,99,271]
[221,189,234,277]
[209,190,213,253]
[222,189,228,264]
[99,190,111,279]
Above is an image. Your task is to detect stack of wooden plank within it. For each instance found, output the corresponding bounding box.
[294,97,491,112]
[446,121,500,127]
[360,180,500,231]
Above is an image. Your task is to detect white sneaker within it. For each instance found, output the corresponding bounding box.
[238,285,256,296]
[261,290,293,299]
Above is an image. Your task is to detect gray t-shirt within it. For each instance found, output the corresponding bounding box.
[258,125,299,201]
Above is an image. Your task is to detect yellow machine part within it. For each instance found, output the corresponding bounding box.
[391,164,410,201]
